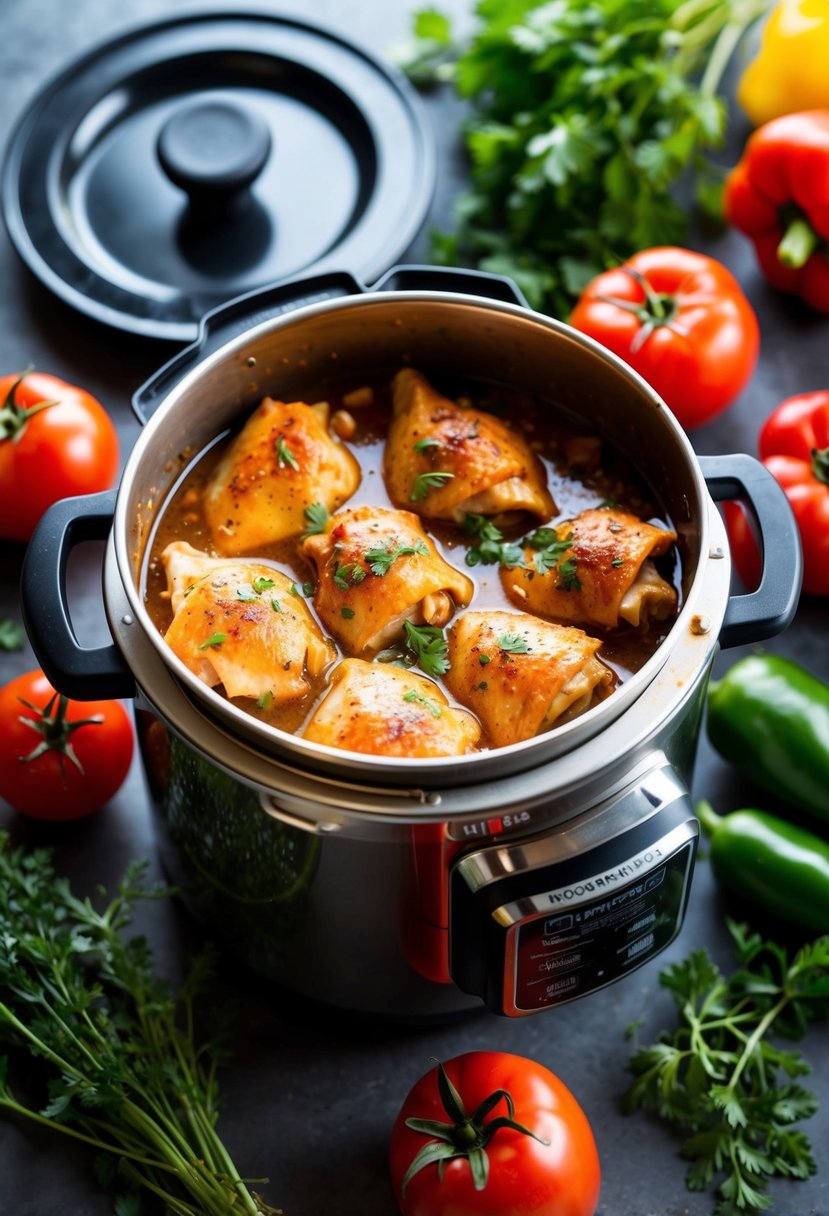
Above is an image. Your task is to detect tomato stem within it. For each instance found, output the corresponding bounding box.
[0,370,58,443]
[597,267,680,352]
[17,693,103,773]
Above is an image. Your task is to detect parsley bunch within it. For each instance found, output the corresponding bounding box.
[0,834,278,1215]
[624,922,829,1215]
[398,0,767,315]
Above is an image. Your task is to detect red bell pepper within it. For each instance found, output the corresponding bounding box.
[724,110,829,312]
[724,391,829,596]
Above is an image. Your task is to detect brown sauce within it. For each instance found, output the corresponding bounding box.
[142,376,681,746]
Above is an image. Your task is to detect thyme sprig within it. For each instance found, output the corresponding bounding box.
[0,835,279,1215]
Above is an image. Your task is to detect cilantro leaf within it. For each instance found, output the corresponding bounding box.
[302,502,329,538]
[364,540,429,576]
[497,633,530,654]
[410,471,455,502]
[402,621,451,678]
[403,688,443,718]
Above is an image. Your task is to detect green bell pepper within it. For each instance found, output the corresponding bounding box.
[696,800,829,934]
[706,654,829,822]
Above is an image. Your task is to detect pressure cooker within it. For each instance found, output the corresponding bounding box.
[20,266,801,1019]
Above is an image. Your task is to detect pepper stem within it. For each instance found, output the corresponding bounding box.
[695,798,721,839]
[812,446,829,487]
[777,217,819,270]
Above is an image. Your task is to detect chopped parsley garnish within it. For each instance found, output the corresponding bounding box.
[611,557,625,568]
[275,437,299,470]
[302,581,315,597]
[257,690,273,710]
[0,619,23,651]
[289,583,300,596]
[554,556,581,590]
[497,633,530,654]
[477,681,489,691]
[479,654,491,666]
[410,470,455,502]
[252,576,275,593]
[364,539,429,575]
[341,606,356,619]
[403,688,442,718]
[198,632,226,650]
[413,437,441,453]
[558,558,582,591]
[463,513,525,568]
[302,501,329,538]
[402,621,451,678]
[271,598,283,613]
[527,528,574,574]
[236,584,259,602]
[333,563,367,591]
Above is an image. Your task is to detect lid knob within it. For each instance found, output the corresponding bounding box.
[157,98,272,209]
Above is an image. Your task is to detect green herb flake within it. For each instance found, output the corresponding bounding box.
[529,529,574,575]
[275,436,299,470]
[289,583,300,597]
[271,598,283,613]
[463,512,525,568]
[257,690,273,710]
[413,437,441,453]
[410,470,455,503]
[403,688,443,718]
[302,501,329,538]
[197,632,227,650]
[236,584,259,602]
[611,558,625,568]
[253,576,276,593]
[302,581,315,597]
[477,681,489,691]
[333,563,366,591]
[402,620,451,678]
[341,606,356,619]
[479,654,491,666]
[364,539,429,576]
[557,558,582,592]
[497,633,530,655]
[0,619,24,651]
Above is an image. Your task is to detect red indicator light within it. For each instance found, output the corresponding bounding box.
[486,817,504,835]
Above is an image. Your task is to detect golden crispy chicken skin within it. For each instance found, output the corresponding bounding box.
[203,398,360,554]
[501,508,678,630]
[301,658,480,757]
[443,610,612,748]
[161,542,334,702]
[298,505,474,654]
[384,369,555,523]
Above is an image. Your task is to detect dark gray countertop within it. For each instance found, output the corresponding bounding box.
[1,2,827,1214]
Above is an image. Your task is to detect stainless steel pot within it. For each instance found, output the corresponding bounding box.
[21,267,802,1019]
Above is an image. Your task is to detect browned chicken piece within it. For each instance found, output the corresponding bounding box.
[203,397,361,554]
[161,541,334,702]
[298,505,474,654]
[384,369,555,523]
[302,658,480,757]
[500,508,678,630]
[443,610,613,748]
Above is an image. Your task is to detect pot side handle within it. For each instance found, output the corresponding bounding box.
[131,270,365,424]
[699,452,803,648]
[20,491,136,701]
[371,263,529,306]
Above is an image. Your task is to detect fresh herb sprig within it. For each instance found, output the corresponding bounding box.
[0,619,23,651]
[397,0,767,316]
[411,471,455,503]
[364,539,429,575]
[463,513,525,568]
[404,621,451,678]
[302,501,329,538]
[0,835,279,1215]
[526,527,573,574]
[624,921,829,1216]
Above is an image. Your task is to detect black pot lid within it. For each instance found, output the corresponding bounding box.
[1,10,436,342]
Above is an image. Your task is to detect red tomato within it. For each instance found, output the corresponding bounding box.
[568,247,760,431]
[389,1052,600,1216]
[0,370,119,542]
[724,391,829,597]
[0,670,134,820]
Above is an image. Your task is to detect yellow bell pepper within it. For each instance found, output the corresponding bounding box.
[737,0,829,125]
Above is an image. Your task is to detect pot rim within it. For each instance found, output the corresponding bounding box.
[112,289,717,784]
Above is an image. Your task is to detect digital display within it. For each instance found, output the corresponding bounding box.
[510,842,694,1011]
